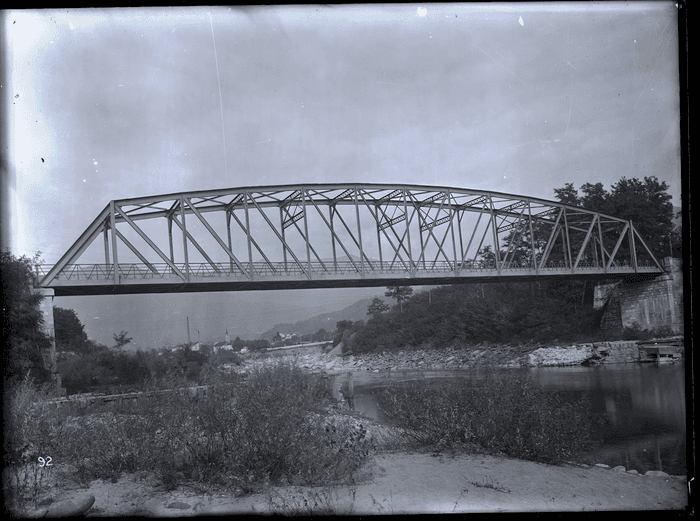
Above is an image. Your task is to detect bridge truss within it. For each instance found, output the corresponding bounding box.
[37,184,664,295]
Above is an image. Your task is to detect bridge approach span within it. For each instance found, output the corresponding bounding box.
[36,183,664,296]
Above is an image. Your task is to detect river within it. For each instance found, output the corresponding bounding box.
[340,363,687,476]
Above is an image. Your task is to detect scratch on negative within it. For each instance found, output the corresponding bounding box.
[473,45,526,85]
[565,74,573,136]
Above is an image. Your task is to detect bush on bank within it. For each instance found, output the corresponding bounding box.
[5,362,374,514]
[377,371,604,464]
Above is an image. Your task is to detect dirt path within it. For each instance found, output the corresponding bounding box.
[26,450,687,516]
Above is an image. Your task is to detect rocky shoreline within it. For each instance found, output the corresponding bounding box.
[235,339,676,375]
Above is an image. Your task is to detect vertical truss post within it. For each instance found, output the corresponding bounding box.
[528,203,537,273]
[489,200,501,275]
[180,195,189,282]
[418,211,425,270]
[109,201,119,284]
[168,215,175,263]
[403,189,413,273]
[330,206,338,272]
[457,209,464,269]
[103,223,110,266]
[595,216,604,268]
[244,191,254,279]
[354,188,364,277]
[376,207,383,271]
[563,209,573,272]
[450,207,457,270]
[302,188,312,279]
[629,221,638,271]
[280,206,288,273]
[226,211,233,273]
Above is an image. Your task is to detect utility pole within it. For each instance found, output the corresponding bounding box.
[187,317,191,345]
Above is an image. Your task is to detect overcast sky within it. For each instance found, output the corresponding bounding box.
[7,3,681,263]
[3,4,683,347]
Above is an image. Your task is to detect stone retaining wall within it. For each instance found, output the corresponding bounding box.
[597,257,684,335]
[526,340,642,367]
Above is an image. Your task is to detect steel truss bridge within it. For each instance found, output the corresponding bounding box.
[36,184,664,296]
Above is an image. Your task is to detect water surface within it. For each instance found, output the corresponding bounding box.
[340,364,686,475]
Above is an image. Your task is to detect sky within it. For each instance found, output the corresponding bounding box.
[3,3,683,348]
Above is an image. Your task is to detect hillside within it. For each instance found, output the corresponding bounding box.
[259,297,376,340]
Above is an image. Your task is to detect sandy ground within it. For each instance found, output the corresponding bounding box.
[24,450,688,517]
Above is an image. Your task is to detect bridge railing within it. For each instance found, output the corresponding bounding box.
[35,259,660,282]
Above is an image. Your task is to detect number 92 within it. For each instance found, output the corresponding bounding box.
[38,456,53,467]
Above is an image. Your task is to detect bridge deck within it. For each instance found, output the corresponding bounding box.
[37,260,663,296]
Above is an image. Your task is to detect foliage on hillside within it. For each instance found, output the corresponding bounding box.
[343,281,603,353]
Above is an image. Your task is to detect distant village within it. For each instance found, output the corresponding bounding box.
[163,328,332,354]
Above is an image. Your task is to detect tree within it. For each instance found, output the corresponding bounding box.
[367,297,390,319]
[53,307,88,353]
[1,251,52,384]
[385,286,413,312]
[112,331,132,350]
[333,320,354,347]
[312,328,328,342]
[553,176,674,260]
[670,208,682,258]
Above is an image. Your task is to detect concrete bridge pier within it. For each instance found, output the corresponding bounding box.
[35,287,66,395]
[595,257,684,335]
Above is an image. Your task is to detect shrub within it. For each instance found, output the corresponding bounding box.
[4,375,70,514]
[8,362,374,496]
[377,371,603,464]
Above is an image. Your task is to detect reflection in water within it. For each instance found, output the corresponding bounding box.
[343,364,686,475]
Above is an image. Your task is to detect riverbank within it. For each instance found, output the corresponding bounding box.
[27,449,687,516]
[233,338,680,375]
[19,347,688,516]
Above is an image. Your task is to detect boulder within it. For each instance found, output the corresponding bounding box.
[644,470,670,478]
[45,494,95,518]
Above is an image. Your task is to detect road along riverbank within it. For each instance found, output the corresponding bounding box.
[233,338,680,375]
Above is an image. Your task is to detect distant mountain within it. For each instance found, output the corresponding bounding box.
[259,297,376,340]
